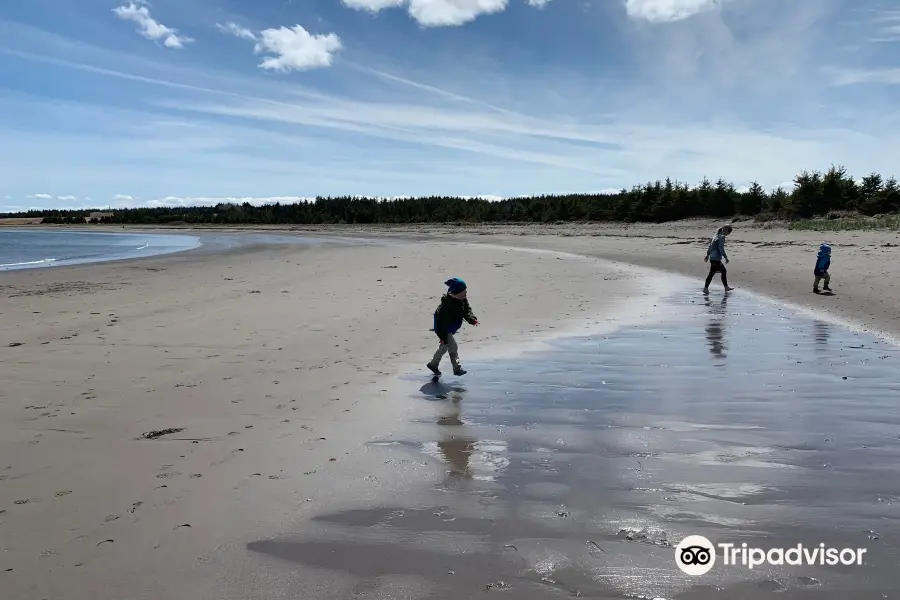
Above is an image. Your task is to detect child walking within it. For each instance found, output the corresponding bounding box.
[813,243,832,294]
[427,278,479,377]
[704,225,735,293]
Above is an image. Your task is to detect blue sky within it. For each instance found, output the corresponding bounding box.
[0,0,898,211]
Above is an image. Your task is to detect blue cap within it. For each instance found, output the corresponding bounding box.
[445,277,467,294]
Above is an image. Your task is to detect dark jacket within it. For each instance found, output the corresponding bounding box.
[433,294,477,339]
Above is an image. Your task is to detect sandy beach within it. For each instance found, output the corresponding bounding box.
[1,223,899,599]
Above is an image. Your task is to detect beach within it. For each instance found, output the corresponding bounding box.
[1,223,899,599]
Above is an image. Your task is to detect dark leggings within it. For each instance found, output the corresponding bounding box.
[705,260,728,288]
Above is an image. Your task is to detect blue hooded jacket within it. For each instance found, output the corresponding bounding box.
[707,232,728,262]
[814,244,831,275]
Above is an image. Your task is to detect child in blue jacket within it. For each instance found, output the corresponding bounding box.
[427,277,478,377]
[813,243,832,294]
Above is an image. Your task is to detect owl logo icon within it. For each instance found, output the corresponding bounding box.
[675,535,716,575]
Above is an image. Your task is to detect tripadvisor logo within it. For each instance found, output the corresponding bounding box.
[674,535,868,575]
[675,535,716,576]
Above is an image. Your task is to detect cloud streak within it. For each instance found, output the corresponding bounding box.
[112,2,193,49]
[216,22,257,41]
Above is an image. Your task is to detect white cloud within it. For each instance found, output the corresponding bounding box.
[342,0,406,11]
[341,0,509,27]
[28,193,53,200]
[57,195,77,201]
[526,0,552,7]
[624,0,730,23]
[112,2,193,49]
[216,22,257,41]
[253,26,342,71]
[114,194,134,201]
[829,67,900,86]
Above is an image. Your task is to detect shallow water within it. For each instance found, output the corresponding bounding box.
[0,229,200,270]
[252,289,900,599]
[0,229,384,271]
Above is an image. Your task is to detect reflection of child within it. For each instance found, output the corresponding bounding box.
[427,278,478,377]
[813,243,832,294]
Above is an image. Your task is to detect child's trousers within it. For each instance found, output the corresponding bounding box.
[814,272,830,288]
[429,334,460,370]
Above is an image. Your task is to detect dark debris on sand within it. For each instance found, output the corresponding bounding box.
[140,428,184,440]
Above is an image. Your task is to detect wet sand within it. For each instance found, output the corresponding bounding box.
[0,232,664,599]
[246,289,900,599]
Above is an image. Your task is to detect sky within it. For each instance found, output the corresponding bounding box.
[0,0,899,212]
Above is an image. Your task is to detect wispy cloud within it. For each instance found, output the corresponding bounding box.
[828,67,900,85]
[872,9,900,41]
[216,22,257,42]
[57,195,77,201]
[112,1,193,49]
[624,0,734,23]
[114,194,135,201]
[28,193,53,200]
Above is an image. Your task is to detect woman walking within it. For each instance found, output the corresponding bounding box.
[704,225,735,293]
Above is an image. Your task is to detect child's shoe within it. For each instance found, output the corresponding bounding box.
[453,366,467,376]
[813,287,820,294]
[427,363,441,376]
[823,284,832,292]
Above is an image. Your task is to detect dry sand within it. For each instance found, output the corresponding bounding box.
[1,221,898,599]
[0,232,667,599]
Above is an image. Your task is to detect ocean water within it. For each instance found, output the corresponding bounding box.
[0,229,201,271]
[252,289,900,599]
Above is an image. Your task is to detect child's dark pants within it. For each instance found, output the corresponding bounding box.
[705,260,728,288]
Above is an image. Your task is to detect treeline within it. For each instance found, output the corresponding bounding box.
[5,166,899,225]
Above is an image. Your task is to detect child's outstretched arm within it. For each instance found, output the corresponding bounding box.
[463,300,479,325]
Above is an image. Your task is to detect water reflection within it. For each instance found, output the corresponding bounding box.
[436,389,476,480]
[813,320,829,351]
[704,290,729,361]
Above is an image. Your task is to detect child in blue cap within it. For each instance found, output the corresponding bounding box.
[813,243,832,294]
[427,277,479,377]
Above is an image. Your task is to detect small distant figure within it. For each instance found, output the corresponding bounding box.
[813,243,832,294]
[427,277,479,378]
[704,225,735,293]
